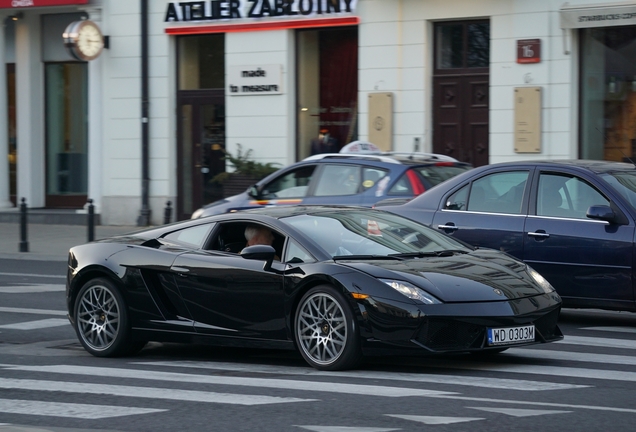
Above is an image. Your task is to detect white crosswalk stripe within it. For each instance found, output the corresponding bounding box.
[0,306,66,316]
[0,377,315,406]
[0,398,165,419]
[0,318,68,330]
[0,364,455,398]
[137,360,589,391]
[0,284,65,293]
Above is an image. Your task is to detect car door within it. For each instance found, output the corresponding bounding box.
[431,169,531,258]
[255,164,318,207]
[523,170,635,307]
[303,163,363,206]
[170,250,286,340]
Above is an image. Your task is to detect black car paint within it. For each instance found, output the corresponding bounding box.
[67,207,562,358]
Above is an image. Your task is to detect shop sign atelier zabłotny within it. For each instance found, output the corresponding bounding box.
[164,0,358,22]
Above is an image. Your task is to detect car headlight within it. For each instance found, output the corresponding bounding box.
[527,266,554,293]
[380,279,442,305]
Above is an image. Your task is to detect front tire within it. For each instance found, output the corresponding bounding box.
[294,285,362,371]
[74,277,143,357]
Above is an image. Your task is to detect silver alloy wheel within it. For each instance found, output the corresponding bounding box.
[77,284,120,352]
[296,292,347,366]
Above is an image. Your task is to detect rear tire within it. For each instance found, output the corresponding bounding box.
[294,285,362,371]
[74,277,143,357]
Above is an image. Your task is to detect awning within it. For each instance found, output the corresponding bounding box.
[0,0,88,8]
[560,1,636,28]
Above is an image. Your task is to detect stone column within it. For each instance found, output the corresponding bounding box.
[15,13,45,208]
[82,7,104,215]
[0,16,13,208]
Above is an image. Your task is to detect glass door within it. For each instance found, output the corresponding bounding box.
[45,62,88,207]
[177,91,226,220]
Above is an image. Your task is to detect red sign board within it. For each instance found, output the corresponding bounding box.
[0,0,88,8]
[517,39,541,64]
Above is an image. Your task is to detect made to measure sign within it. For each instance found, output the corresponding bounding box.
[227,65,282,96]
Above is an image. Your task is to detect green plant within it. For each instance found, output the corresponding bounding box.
[211,144,281,184]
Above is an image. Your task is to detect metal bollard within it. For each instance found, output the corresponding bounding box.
[19,197,28,252]
[164,201,172,225]
[87,199,95,242]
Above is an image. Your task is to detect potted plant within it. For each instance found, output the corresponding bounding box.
[211,144,281,197]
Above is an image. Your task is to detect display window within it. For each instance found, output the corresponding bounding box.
[296,26,358,160]
[580,26,636,161]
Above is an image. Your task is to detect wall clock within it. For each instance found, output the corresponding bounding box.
[63,20,104,61]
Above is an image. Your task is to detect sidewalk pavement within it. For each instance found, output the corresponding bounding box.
[0,223,144,262]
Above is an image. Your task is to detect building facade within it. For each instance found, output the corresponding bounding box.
[1,0,635,224]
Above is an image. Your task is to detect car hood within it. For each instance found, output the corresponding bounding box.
[339,249,545,303]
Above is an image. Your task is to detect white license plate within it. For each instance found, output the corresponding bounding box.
[487,325,535,346]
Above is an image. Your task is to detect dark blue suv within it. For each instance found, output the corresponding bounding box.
[192,152,471,219]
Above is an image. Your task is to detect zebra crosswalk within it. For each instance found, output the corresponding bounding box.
[1,283,635,430]
[1,326,636,431]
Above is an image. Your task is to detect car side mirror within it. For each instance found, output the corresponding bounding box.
[247,185,260,198]
[241,244,275,270]
[586,205,617,223]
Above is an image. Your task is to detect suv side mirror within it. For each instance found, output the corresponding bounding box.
[247,185,260,198]
[587,205,618,223]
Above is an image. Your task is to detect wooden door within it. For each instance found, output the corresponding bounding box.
[433,21,490,167]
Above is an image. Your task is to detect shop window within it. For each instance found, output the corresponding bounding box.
[178,34,225,90]
[297,27,358,161]
[436,22,490,70]
[580,27,636,161]
[45,63,88,197]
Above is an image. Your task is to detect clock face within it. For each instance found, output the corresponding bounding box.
[64,20,104,61]
[77,24,103,58]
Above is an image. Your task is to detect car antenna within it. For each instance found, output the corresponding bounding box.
[596,127,636,168]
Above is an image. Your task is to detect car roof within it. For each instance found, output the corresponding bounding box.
[303,152,466,166]
[237,204,372,219]
[485,159,636,174]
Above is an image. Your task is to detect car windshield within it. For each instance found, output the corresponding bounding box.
[282,209,471,258]
[415,165,471,187]
[601,171,636,210]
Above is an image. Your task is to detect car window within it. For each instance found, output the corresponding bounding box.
[537,173,609,219]
[444,184,469,210]
[602,171,636,209]
[466,171,529,214]
[208,221,284,258]
[163,223,213,248]
[283,239,316,263]
[388,173,413,195]
[415,165,471,187]
[314,164,361,196]
[261,166,315,199]
[362,167,389,191]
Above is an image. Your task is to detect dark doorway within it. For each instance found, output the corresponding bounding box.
[177,91,225,220]
[7,63,16,205]
[433,20,490,167]
[44,62,89,208]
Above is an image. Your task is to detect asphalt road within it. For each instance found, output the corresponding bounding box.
[1,258,635,432]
